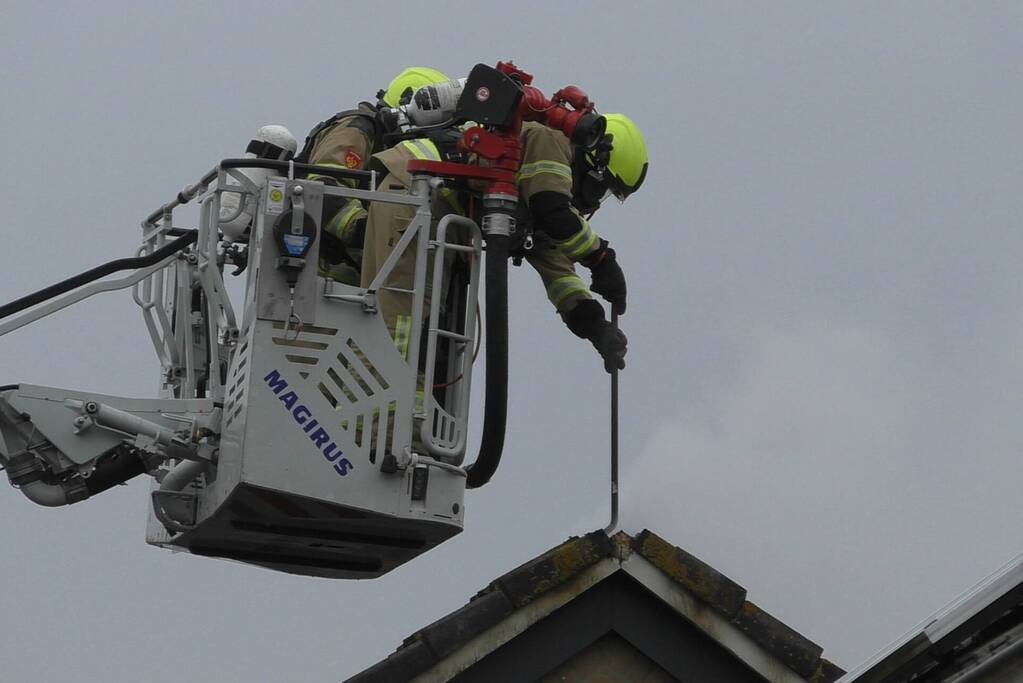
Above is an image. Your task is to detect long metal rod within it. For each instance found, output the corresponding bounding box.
[603,310,620,535]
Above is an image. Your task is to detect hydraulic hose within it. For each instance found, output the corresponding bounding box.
[0,230,198,321]
[465,233,509,489]
[9,447,147,507]
[18,481,72,507]
[160,459,209,492]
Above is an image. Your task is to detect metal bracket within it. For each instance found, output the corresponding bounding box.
[151,490,197,533]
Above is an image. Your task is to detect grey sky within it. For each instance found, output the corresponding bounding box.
[2,2,1022,681]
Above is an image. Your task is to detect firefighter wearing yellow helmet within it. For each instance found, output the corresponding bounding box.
[359,124,467,363]
[380,67,451,108]
[295,67,450,285]
[359,107,648,375]
[512,112,648,373]
[602,113,649,200]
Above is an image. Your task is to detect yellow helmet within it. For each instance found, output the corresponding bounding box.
[381,67,450,108]
[603,113,648,200]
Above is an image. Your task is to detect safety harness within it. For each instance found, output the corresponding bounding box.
[508,136,612,265]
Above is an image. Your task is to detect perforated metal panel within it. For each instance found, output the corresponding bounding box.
[144,175,478,577]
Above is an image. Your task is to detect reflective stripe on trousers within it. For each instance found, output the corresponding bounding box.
[394,314,413,360]
[548,275,590,309]
[554,215,599,260]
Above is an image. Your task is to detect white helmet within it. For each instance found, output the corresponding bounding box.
[245,124,298,160]
[220,125,298,240]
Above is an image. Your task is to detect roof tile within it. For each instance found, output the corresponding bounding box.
[632,529,747,617]
[417,590,514,660]
[344,640,434,683]
[493,530,614,608]
[732,601,824,678]
[810,658,847,683]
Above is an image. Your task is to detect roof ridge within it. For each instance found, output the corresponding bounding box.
[632,529,844,682]
[346,528,846,683]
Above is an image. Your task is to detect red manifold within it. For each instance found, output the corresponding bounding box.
[407,61,600,200]
[519,83,597,145]
[494,61,597,143]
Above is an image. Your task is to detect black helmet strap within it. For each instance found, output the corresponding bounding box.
[571,133,614,214]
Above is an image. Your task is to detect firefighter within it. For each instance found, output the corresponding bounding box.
[511,112,648,373]
[360,112,648,374]
[359,133,467,360]
[298,67,450,285]
[218,124,298,242]
[354,132,469,454]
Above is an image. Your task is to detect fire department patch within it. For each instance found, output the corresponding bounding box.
[344,150,362,169]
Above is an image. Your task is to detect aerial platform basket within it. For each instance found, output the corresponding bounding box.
[0,158,483,578]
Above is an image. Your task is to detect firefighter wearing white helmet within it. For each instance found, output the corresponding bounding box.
[218,124,298,242]
[294,67,450,285]
[512,112,648,373]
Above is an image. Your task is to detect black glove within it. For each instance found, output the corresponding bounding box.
[319,230,349,266]
[562,299,628,373]
[582,240,627,315]
[590,322,628,373]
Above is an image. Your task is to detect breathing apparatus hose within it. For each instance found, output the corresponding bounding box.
[465,233,509,489]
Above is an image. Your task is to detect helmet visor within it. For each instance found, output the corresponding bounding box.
[606,161,647,201]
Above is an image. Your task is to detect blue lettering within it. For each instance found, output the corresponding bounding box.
[309,427,330,448]
[322,443,341,462]
[264,369,288,394]
[263,369,348,478]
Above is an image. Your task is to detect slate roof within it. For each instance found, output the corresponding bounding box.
[346,528,845,683]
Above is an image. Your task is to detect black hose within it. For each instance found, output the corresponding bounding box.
[219,158,373,185]
[0,230,198,321]
[144,170,219,226]
[143,158,377,226]
[465,233,509,489]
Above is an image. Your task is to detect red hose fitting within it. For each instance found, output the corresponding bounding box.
[552,86,592,113]
[496,61,533,85]
[520,84,605,148]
